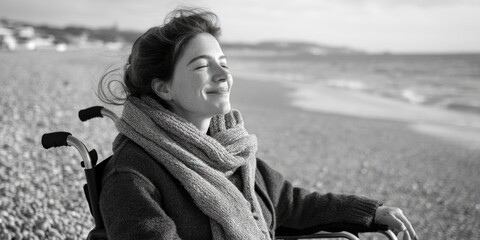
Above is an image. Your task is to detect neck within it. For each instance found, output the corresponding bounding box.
[174,111,212,134]
[191,117,212,134]
[169,105,213,134]
[172,105,213,134]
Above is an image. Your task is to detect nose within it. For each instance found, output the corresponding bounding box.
[211,63,230,82]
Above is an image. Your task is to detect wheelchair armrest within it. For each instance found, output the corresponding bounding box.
[277,231,360,240]
[276,222,391,237]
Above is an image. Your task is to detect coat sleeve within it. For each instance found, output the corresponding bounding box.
[99,169,182,240]
[256,159,382,231]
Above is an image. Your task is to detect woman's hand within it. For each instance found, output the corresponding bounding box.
[374,206,417,240]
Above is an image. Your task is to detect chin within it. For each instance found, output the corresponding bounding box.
[205,100,231,116]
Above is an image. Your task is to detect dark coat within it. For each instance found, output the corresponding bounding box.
[99,138,381,240]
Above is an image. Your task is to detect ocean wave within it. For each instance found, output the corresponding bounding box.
[282,73,307,82]
[325,79,366,90]
[445,102,480,116]
[401,89,427,104]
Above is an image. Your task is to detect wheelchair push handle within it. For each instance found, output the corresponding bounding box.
[41,131,72,149]
[79,106,104,121]
[41,131,95,169]
[79,106,118,123]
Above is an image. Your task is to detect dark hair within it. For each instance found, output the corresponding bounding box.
[97,8,221,106]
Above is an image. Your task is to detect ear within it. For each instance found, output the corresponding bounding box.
[151,78,172,101]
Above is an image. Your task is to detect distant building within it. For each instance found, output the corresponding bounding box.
[17,26,35,38]
[14,26,55,50]
[1,18,131,52]
[0,26,17,50]
[26,35,55,50]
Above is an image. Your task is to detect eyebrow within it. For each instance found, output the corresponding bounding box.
[186,55,226,66]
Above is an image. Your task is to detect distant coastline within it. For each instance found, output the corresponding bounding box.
[1,17,364,54]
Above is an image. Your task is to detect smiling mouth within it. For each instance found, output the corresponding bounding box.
[206,88,229,94]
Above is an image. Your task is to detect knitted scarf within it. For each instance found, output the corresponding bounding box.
[114,96,271,240]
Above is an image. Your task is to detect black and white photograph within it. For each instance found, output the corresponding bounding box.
[1,0,479,239]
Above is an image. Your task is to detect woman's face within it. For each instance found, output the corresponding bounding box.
[168,33,233,121]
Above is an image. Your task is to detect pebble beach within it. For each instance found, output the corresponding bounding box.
[1,49,479,239]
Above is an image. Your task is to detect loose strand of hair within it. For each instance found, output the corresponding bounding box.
[96,67,128,106]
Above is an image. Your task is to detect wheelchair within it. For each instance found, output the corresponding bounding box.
[41,106,398,240]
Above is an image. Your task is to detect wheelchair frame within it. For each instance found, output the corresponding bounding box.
[41,106,398,240]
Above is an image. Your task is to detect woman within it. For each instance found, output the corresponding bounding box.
[98,8,417,240]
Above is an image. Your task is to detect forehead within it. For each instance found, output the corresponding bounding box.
[179,33,223,61]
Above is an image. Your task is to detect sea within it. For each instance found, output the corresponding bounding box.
[228,52,480,118]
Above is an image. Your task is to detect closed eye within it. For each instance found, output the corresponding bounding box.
[195,65,208,70]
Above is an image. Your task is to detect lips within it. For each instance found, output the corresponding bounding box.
[206,87,229,94]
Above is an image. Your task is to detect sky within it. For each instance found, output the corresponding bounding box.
[1,0,480,53]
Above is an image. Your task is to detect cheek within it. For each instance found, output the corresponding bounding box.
[172,76,206,101]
